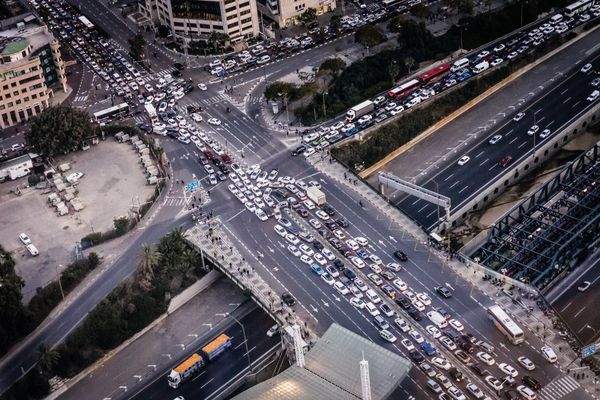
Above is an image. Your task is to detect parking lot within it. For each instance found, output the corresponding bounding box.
[0,140,154,302]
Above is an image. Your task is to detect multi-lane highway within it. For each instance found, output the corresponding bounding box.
[129,305,280,400]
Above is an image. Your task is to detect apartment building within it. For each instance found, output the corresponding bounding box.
[0,15,66,129]
[257,0,336,28]
[140,0,260,47]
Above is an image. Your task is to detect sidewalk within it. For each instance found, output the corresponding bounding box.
[52,274,245,400]
[308,153,600,397]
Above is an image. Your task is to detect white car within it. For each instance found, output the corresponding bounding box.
[350,297,366,309]
[355,279,368,292]
[484,375,503,391]
[197,83,207,90]
[517,356,535,371]
[309,218,322,229]
[357,114,372,125]
[207,118,221,126]
[349,285,362,299]
[315,210,330,220]
[449,319,464,331]
[19,233,32,245]
[191,113,203,123]
[300,254,312,264]
[393,278,408,291]
[489,134,502,144]
[355,236,368,246]
[351,257,366,269]
[447,386,466,400]
[322,248,335,260]
[541,345,557,363]
[540,128,551,139]
[477,351,495,366]
[287,245,301,257]
[244,202,256,212]
[334,281,350,294]
[285,233,299,245]
[365,301,380,316]
[346,239,359,250]
[416,293,431,306]
[395,318,410,332]
[401,338,415,351]
[581,63,593,73]
[369,263,382,274]
[477,50,490,58]
[426,325,441,338]
[266,324,279,337]
[499,363,518,378]
[369,254,383,265]
[409,330,424,343]
[517,385,537,400]
[466,383,484,399]
[527,124,540,135]
[513,111,525,121]
[380,329,397,343]
[303,199,316,210]
[299,244,314,256]
[457,156,470,166]
[321,273,335,285]
[412,300,426,311]
[431,356,451,371]
[439,336,457,351]
[313,253,327,265]
[587,90,600,102]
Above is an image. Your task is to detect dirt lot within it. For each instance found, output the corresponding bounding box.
[0,139,154,302]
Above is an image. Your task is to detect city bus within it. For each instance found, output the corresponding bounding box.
[387,79,421,99]
[564,0,594,17]
[418,63,451,84]
[488,305,525,344]
[381,0,402,9]
[92,102,129,122]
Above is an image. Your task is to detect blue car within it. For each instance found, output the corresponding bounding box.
[344,127,358,137]
[311,264,324,275]
[356,249,370,259]
[421,341,437,356]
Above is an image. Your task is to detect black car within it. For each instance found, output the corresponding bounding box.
[291,145,306,156]
[313,241,324,251]
[333,259,345,270]
[522,375,542,390]
[343,268,356,281]
[458,340,475,354]
[436,286,452,298]
[172,70,182,77]
[448,367,463,382]
[393,250,408,261]
[281,292,295,306]
[322,204,336,216]
[336,217,349,228]
[395,297,412,309]
[470,364,486,376]
[461,333,477,344]
[219,164,229,174]
[409,350,424,364]
[174,62,185,70]
[505,390,519,400]
[296,207,309,218]
[407,308,423,321]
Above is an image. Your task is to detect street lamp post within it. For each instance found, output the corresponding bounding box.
[56,264,65,300]
[226,313,251,369]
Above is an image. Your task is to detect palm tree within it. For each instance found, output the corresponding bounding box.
[37,343,60,377]
[388,61,400,84]
[181,248,199,274]
[137,244,161,279]
[404,57,415,74]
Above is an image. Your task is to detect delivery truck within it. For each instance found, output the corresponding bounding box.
[306,186,326,206]
[167,333,231,388]
[345,100,374,122]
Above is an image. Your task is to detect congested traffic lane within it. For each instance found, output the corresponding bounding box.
[201,150,576,399]
[396,52,600,230]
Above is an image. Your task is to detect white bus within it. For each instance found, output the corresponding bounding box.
[92,102,129,122]
[564,0,594,17]
[78,15,94,29]
[488,305,524,344]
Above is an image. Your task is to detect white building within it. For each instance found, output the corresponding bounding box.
[257,0,336,28]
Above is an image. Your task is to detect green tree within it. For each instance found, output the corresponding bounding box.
[297,8,317,24]
[319,58,346,78]
[26,105,97,157]
[207,31,230,53]
[387,61,400,84]
[330,15,342,35]
[113,216,129,235]
[387,14,406,33]
[354,24,386,47]
[264,81,297,101]
[137,244,161,279]
[411,3,433,19]
[37,343,60,377]
[128,33,146,61]
[404,56,415,74]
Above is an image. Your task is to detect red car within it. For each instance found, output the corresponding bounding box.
[203,150,214,160]
[499,156,512,167]
[221,154,232,164]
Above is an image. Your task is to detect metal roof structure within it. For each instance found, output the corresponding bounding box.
[232,323,411,400]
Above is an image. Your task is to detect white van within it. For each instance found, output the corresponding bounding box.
[473,61,490,74]
[451,58,470,73]
[26,244,39,256]
[550,13,563,24]
[427,310,448,329]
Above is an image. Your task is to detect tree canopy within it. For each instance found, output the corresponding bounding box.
[319,58,346,78]
[354,24,387,47]
[297,8,317,24]
[26,105,98,157]
[128,33,146,61]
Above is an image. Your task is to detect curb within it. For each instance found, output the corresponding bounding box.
[358,25,599,179]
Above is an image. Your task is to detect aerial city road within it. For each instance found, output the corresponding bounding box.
[0,0,598,399]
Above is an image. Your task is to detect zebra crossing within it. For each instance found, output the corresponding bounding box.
[538,375,581,400]
[181,94,231,109]
[163,196,189,207]
[72,95,88,103]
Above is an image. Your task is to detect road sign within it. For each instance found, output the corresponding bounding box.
[581,343,597,358]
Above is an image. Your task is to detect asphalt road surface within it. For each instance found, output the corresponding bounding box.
[129,305,280,400]
[395,50,600,231]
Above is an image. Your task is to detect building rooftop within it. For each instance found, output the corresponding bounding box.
[0,36,28,55]
[232,323,412,400]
